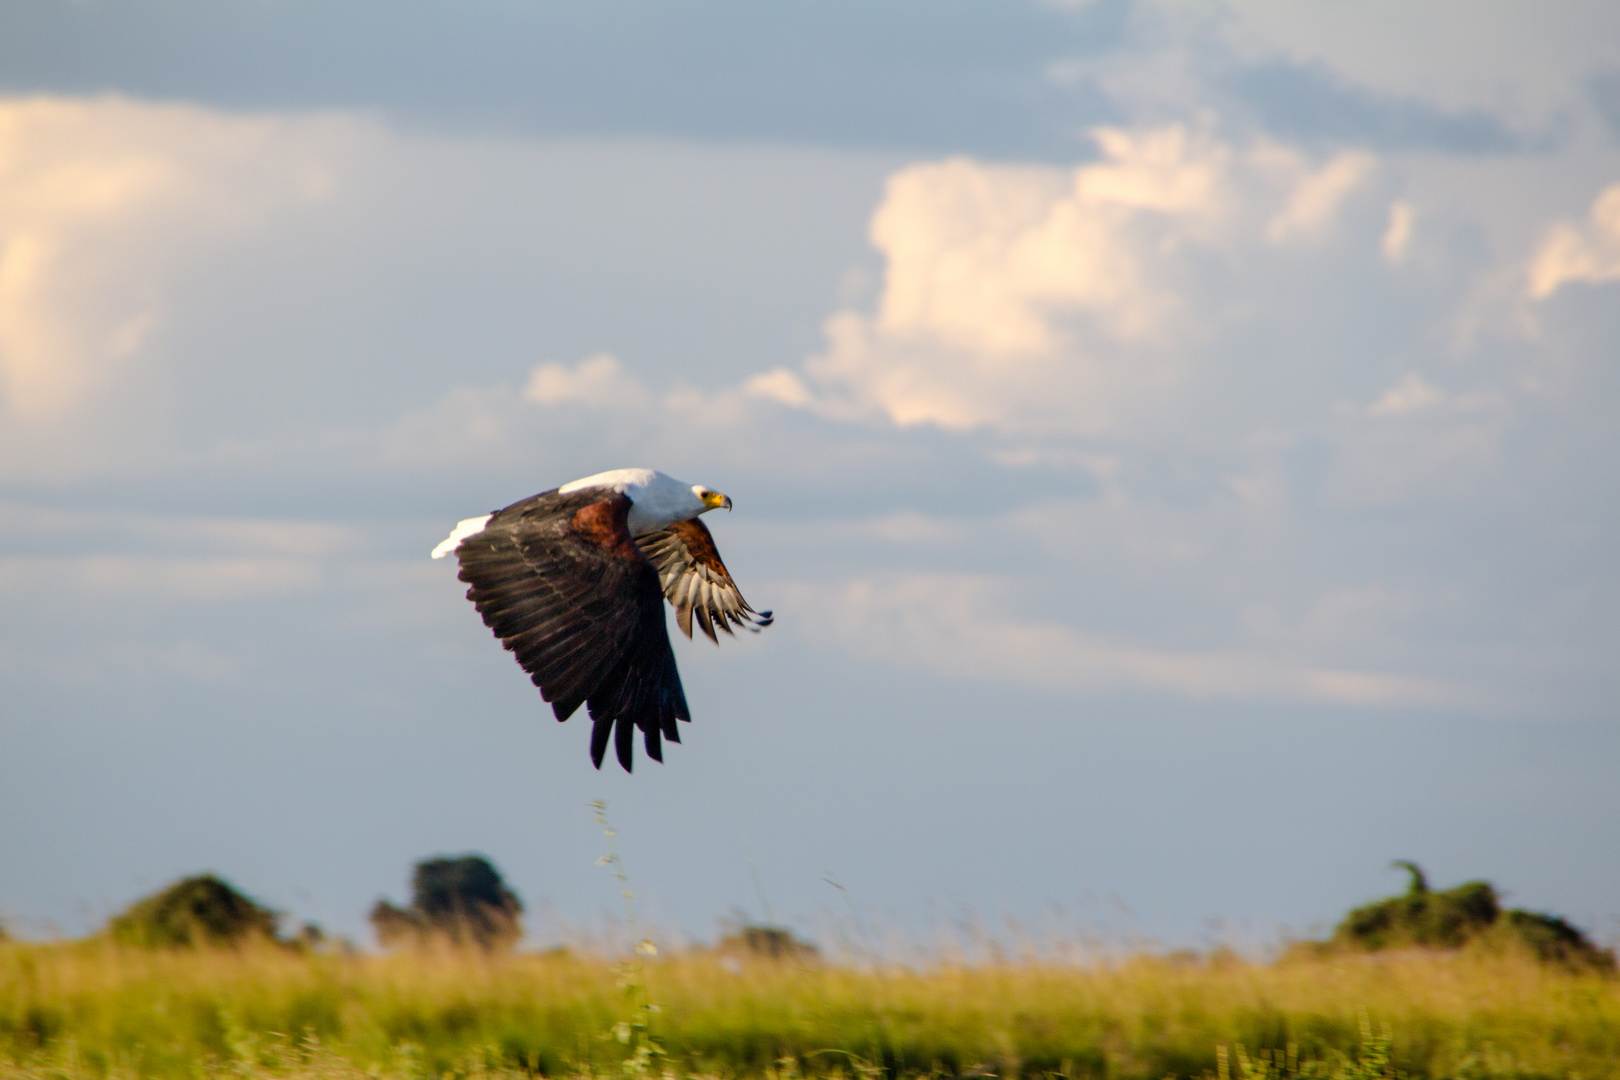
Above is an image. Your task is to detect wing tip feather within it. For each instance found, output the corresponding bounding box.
[431,514,493,559]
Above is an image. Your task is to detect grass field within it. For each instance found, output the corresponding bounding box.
[2,939,1617,1080]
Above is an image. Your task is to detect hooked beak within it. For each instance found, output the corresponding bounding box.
[702,490,732,512]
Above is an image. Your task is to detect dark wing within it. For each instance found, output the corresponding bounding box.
[453,488,688,772]
[634,518,774,643]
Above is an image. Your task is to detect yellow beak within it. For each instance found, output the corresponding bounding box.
[702,491,732,511]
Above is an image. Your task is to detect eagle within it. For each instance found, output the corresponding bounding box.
[431,468,772,771]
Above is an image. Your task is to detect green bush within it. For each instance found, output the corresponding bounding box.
[714,924,820,962]
[1330,862,1614,971]
[106,874,281,949]
[369,854,523,951]
[1499,908,1615,969]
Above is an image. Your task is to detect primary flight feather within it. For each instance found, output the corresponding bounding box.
[431,468,772,772]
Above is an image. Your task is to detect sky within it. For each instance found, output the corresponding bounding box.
[2,0,1619,953]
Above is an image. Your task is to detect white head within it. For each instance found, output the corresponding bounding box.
[559,467,730,535]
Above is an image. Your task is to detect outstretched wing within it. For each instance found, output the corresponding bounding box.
[635,518,774,643]
[452,488,688,772]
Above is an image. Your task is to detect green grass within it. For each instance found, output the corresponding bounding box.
[2,940,1618,1079]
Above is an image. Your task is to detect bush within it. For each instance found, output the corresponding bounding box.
[106,874,281,949]
[1333,862,1498,951]
[370,854,523,951]
[1328,861,1614,971]
[714,923,820,962]
[1499,908,1615,969]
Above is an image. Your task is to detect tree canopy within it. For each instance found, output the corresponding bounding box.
[370,854,523,950]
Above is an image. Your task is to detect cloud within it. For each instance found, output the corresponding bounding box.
[1380,200,1414,263]
[742,368,814,409]
[0,102,177,421]
[0,556,322,603]
[0,638,238,685]
[0,91,1610,728]
[0,96,367,479]
[1527,183,1620,298]
[0,95,914,490]
[0,504,360,615]
[0,501,363,558]
[1326,378,1513,508]
[868,126,1227,358]
[780,572,1476,709]
[1264,150,1373,242]
[1224,57,1527,154]
[368,353,661,475]
[1365,372,1443,417]
[523,352,647,409]
[766,125,1390,438]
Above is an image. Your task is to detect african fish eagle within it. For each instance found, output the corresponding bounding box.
[431,468,772,771]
